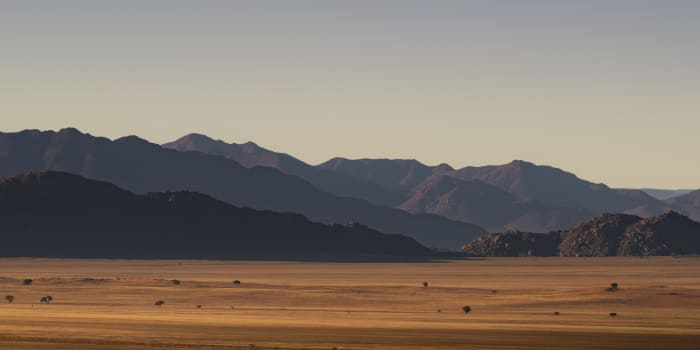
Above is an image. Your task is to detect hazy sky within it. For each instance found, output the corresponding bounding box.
[1,1,698,188]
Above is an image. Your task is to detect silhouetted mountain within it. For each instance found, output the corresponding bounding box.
[317,158,453,192]
[462,212,700,257]
[0,129,486,249]
[453,160,660,214]
[640,188,695,200]
[316,158,663,231]
[0,172,429,258]
[663,190,700,221]
[162,133,402,206]
[398,175,592,232]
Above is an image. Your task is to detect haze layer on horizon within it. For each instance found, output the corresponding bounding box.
[1,0,698,188]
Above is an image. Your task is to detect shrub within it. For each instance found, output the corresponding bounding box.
[40,296,52,304]
[23,279,32,286]
[233,280,241,285]
[609,312,617,317]
[154,300,165,307]
[553,311,560,316]
[423,281,429,288]
[610,282,618,289]
[462,306,471,314]
[172,279,181,285]
[5,295,14,304]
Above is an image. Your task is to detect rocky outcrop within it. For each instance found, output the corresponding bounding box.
[463,212,700,257]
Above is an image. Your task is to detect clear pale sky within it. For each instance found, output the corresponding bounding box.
[1,1,698,188]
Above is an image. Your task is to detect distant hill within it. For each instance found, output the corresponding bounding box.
[640,188,695,200]
[0,128,486,249]
[452,160,661,215]
[462,212,700,257]
[317,157,453,192]
[398,174,592,232]
[664,190,700,221]
[163,134,403,206]
[0,172,429,258]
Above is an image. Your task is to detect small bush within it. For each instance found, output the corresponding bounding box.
[233,280,241,285]
[462,306,471,314]
[172,279,181,285]
[40,296,52,304]
[154,300,165,307]
[609,312,617,317]
[610,282,618,289]
[422,281,429,288]
[553,311,560,316]
[5,295,14,304]
[23,279,32,286]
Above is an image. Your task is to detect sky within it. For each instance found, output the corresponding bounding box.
[1,0,698,189]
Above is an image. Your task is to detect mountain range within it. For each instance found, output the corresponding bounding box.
[0,128,485,249]
[164,133,700,232]
[0,172,428,258]
[1,128,698,252]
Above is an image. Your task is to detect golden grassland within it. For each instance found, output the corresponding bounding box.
[0,257,699,349]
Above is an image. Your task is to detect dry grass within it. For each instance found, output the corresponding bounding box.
[0,257,699,349]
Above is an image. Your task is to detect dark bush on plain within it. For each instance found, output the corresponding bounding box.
[233,280,241,285]
[23,279,32,286]
[462,306,471,314]
[5,295,14,304]
[172,279,181,285]
[154,300,165,307]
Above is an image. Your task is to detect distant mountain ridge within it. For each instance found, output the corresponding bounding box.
[164,133,699,233]
[462,212,700,257]
[398,174,593,232]
[163,133,403,206]
[0,128,486,249]
[0,172,428,258]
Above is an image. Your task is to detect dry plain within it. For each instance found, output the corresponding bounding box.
[0,257,699,349]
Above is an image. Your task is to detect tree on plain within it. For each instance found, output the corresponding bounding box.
[5,295,14,304]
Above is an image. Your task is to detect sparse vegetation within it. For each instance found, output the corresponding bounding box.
[154,300,165,307]
[172,279,181,285]
[5,295,14,304]
[606,282,619,292]
[23,278,33,285]
[462,306,471,314]
[422,281,428,287]
[40,296,52,304]
[609,312,617,317]
[553,311,559,316]
[233,280,241,285]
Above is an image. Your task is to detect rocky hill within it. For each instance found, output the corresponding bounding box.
[462,212,700,257]
[0,172,429,258]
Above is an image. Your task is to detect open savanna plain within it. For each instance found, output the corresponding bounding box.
[0,257,699,349]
